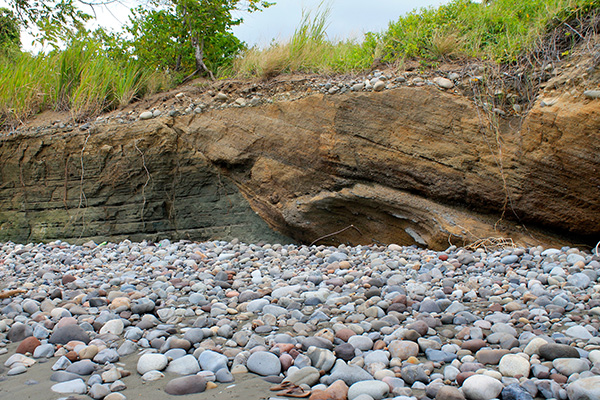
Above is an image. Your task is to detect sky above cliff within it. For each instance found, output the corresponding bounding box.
[85,0,450,46]
[232,0,450,47]
[7,0,450,51]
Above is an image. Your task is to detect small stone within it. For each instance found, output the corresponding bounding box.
[284,366,320,386]
[523,338,548,355]
[100,319,124,335]
[324,360,373,386]
[476,349,510,365]
[373,81,386,92]
[348,335,373,351]
[499,354,530,377]
[334,342,355,361]
[137,353,168,375]
[8,365,27,375]
[401,364,429,385]
[198,349,228,373]
[33,343,55,358]
[166,355,200,375]
[434,77,454,89]
[583,90,600,99]
[7,322,33,342]
[538,343,580,360]
[567,376,600,400]
[79,345,99,360]
[66,359,96,375]
[501,383,534,400]
[307,346,336,372]
[215,368,234,383]
[564,326,593,340]
[141,370,165,382]
[164,375,207,395]
[94,348,119,364]
[312,379,349,400]
[462,339,487,352]
[436,385,466,400]
[51,371,82,382]
[105,393,127,400]
[139,111,153,120]
[247,351,281,376]
[16,336,41,354]
[552,358,590,375]
[348,380,389,400]
[51,378,87,394]
[49,325,90,345]
[102,367,121,383]
[89,383,111,400]
[461,375,503,400]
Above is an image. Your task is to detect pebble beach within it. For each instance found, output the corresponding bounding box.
[1,239,599,400]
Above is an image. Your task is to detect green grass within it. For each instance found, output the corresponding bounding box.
[381,0,600,63]
[0,40,173,127]
[235,0,600,78]
[1,0,599,126]
[234,4,379,78]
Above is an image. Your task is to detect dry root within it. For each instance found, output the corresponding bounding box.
[464,237,517,252]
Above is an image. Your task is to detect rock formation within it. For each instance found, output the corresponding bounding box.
[0,68,598,249]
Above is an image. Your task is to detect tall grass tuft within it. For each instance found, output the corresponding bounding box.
[234,2,377,78]
[235,0,600,78]
[0,39,172,128]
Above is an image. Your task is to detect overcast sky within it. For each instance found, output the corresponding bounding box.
[7,0,451,51]
[231,0,450,47]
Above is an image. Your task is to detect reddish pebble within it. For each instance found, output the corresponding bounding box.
[455,371,475,385]
[62,274,76,284]
[16,336,41,354]
[309,379,348,400]
[280,353,294,371]
[439,254,449,261]
[272,343,295,353]
[373,340,387,350]
[64,340,86,351]
[56,317,78,329]
[32,314,47,323]
[551,373,568,384]
[335,328,356,342]
[461,339,487,352]
[65,350,79,362]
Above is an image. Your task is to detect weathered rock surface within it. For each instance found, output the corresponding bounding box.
[1,80,598,248]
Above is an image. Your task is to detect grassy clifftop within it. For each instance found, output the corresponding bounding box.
[1,0,599,128]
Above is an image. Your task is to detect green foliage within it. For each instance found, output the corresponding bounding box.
[120,5,244,77]
[381,0,600,63]
[0,39,172,127]
[7,0,91,45]
[108,0,272,78]
[0,8,20,53]
[235,4,376,78]
[236,0,600,78]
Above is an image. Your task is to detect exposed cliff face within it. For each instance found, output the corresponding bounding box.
[0,71,598,249]
[0,123,290,244]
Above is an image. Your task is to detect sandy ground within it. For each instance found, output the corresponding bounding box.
[0,342,275,400]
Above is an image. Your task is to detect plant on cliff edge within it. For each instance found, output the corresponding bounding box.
[118,0,273,81]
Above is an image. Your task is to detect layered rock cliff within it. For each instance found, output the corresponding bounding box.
[1,64,598,249]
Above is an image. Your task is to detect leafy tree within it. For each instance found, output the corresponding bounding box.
[119,5,244,78]
[0,8,20,52]
[6,0,92,44]
[132,0,273,80]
